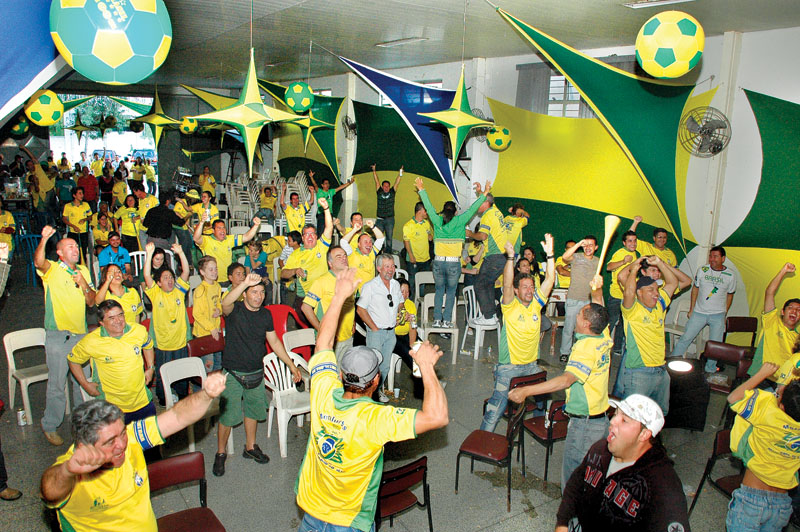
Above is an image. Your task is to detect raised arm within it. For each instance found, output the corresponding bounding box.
[317,268,360,351]
[222,272,259,315]
[590,275,605,305]
[280,184,288,210]
[630,215,642,232]
[393,166,403,191]
[540,233,556,298]
[35,225,56,273]
[728,362,779,404]
[171,243,189,282]
[307,170,318,191]
[242,217,262,244]
[502,241,516,305]
[334,177,354,193]
[371,164,380,190]
[561,239,585,264]
[412,340,449,434]
[765,263,795,313]
[622,256,647,308]
[660,260,692,292]
[651,255,677,296]
[157,372,226,438]
[192,211,206,246]
[318,197,333,241]
[143,242,156,288]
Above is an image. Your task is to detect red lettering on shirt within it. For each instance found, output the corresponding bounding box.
[627,499,640,517]
[614,489,630,508]
[604,479,617,497]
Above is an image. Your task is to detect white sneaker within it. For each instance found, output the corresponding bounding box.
[378,389,390,403]
[432,320,442,327]
[473,315,498,326]
[442,320,453,328]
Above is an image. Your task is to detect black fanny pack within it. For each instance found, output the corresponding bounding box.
[227,370,263,389]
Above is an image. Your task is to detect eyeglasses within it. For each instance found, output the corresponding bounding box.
[387,294,394,308]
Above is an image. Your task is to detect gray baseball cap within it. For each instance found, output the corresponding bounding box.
[340,346,383,388]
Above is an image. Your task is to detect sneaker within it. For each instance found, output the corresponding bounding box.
[442,320,453,328]
[242,445,270,464]
[212,453,227,476]
[432,320,442,327]
[43,430,63,446]
[473,315,498,326]
[378,389,390,403]
[559,354,569,363]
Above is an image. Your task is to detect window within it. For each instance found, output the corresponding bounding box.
[547,75,580,117]
[313,88,332,97]
[379,80,442,107]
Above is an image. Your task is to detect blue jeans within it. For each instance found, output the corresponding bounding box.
[375,217,394,253]
[561,415,609,492]
[298,513,375,532]
[560,299,589,356]
[154,346,189,405]
[366,329,396,389]
[618,364,671,416]
[727,485,792,532]
[607,297,624,354]
[432,260,460,322]
[671,311,726,372]
[481,361,540,432]
[254,208,274,224]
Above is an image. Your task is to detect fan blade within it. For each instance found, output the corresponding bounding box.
[704,119,728,131]
[697,136,712,153]
[686,115,702,134]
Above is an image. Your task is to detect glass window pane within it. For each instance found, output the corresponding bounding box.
[548,103,563,116]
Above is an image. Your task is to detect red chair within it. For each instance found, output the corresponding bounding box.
[265,304,312,360]
[148,451,225,531]
[688,429,743,516]
[701,341,754,427]
[482,370,547,418]
[723,316,759,347]
[187,334,225,358]
[520,399,569,482]
[376,456,433,531]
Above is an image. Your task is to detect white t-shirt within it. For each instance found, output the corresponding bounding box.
[693,264,736,314]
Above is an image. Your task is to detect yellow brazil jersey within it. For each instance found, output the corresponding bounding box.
[395,299,416,337]
[478,205,509,256]
[63,202,92,234]
[296,350,417,531]
[608,248,638,300]
[565,329,613,416]
[39,261,94,334]
[192,281,222,337]
[504,215,528,253]
[172,201,191,229]
[748,308,800,380]
[191,203,219,235]
[348,248,378,287]
[285,202,310,234]
[50,416,164,532]
[283,238,331,297]
[776,353,800,386]
[114,206,139,237]
[104,287,143,325]
[130,165,146,181]
[730,389,800,489]
[144,165,155,182]
[145,278,190,350]
[260,191,277,210]
[0,210,15,250]
[622,288,671,368]
[462,241,484,272]
[402,219,432,263]
[199,174,216,196]
[112,181,127,208]
[137,195,158,230]
[636,240,677,267]
[68,324,153,412]
[198,235,242,282]
[261,236,285,281]
[304,271,355,342]
[90,159,104,178]
[555,257,570,289]
[499,292,546,365]
[93,225,111,245]
[31,164,55,194]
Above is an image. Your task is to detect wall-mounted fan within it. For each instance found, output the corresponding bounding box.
[678,106,731,157]
[341,115,357,140]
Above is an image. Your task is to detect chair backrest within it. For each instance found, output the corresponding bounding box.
[148,451,207,505]
[187,334,225,358]
[422,292,456,322]
[282,328,316,356]
[509,371,547,391]
[230,225,249,236]
[703,341,749,368]
[415,271,435,301]
[3,328,46,373]
[395,268,408,281]
[462,286,479,321]
[724,316,759,346]
[712,429,732,458]
[263,352,302,394]
[264,305,310,359]
[17,234,41,259]
[160,358,206,408]
[379,456,427,498]
[668,297,691,327]
[128,251,147,276]
[547,399,569,424]
[506,403,527,447]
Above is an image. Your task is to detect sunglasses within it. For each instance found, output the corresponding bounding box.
[387,294,393,308]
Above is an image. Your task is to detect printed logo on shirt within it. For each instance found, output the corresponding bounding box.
[317,430,344,464]
[134,471,144,487]
[667,524,685,532]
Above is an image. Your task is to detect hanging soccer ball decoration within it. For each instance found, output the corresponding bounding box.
[635,11,704,79]
[103,115,118,129]
[10,117,30,137]
[486,126,512,152]
[284,82,315,113]
[49,0,173,85]
[129,120,144,133]
[179,117,198,134]
[25,90,64,126]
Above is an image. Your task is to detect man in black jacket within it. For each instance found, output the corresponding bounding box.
[142,192,184,249]
[556,394,690,532]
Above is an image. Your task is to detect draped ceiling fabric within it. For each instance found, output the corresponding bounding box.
[493,7,697,251]
[338,56,461,202]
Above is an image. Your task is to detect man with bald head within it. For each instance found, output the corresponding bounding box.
[35,226,96,446]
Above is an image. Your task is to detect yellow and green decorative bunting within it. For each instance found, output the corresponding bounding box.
[62,96,94,113]
[180,85,237,110]
[65,111,92,143]
[418,65,492,172]
[188,49,300,177]
[113,87,178,148]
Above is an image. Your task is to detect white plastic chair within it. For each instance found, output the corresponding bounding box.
[129,249,174,275]
[665,297,692,351]
[395,268,408,281]
[160,357,233,454]
[187,274,203,307]
[420,293,460,364]
[263,352,310,458]
[230,225,249,237]
[414,271,435,305]
[4,328,69,425]
[460,286,500,360]
[386,354,404,392]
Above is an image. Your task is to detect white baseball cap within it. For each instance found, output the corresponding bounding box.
[609,394,665,436]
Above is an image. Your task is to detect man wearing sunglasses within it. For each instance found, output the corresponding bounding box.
[356,254,404,403]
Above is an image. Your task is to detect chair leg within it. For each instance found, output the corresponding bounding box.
[473,329,482,361]
[267,404,274,437]
[187,423,196,452]
[8,378,15,411]
[544,443,550,481]
[688,460,714,516]
[507,461,512,512]
[279,410,289,458]
[455,454,461,494]
[460,325,469,352]
[21,384,33,426]
[425,483,433,532]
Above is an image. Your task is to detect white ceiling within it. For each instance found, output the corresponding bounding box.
[58,0,800,90]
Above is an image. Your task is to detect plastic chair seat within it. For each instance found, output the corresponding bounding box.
[459,431,509,460]
[13,363,49,382]
[157,508,225,532]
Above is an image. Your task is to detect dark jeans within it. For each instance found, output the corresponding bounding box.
[155,346,189,405]
[121,234,140,252]
[405,259,430,299]
[376,216,395,253]
[0,436,7,491]
[607,296,625,353]
[174,228,193,267]
[475,254,505,319]
[394,333,423,399]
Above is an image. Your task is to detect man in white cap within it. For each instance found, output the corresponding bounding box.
[296,268,448,532]
[556,394,690,532]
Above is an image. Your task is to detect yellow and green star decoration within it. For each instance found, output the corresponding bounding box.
[288,109,334,153]
[418,65,492,172]
[125,88,179,148]
[65,111,92,143]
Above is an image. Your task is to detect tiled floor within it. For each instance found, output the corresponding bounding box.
[0,265,775,531]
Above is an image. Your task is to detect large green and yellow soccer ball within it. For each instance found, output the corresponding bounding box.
[10,117,30,137]
[487,126,512,152]
[284,82,315,113]
[179,117,198,135]
[25,90,64,126]
[49,0,172,85]
[635,11,704,79]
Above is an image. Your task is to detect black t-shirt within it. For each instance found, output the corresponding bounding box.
[143,205,184,239]
[376,188,396,218]
[223,301,274,372]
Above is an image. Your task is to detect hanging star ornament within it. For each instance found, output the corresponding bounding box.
[65,111,92,143]
[289,108,334,153]
[418,65,493,172]
[126,88,179,148]
[93,115,110,137]
[188,48,301,177]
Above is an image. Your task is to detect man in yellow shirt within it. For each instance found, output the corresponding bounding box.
[21,145,56,219]
[341,220,385,288]
[0,198,16,259]
[471,193,510,325]
[402,201,433,298]
[617,255,679,415]
[606,230,638,355]
[504,203,529,254]
[280,183,316,234]
[144,159,157,195]
[747,262,800,387]
[629,215,678,267]
[296,268,448,532]
[481,238,555,433]
[193,215,261,283]
[90,152,105,178]
[35,225,96,446]
[132,184,158,246]
[40,374,226,532]
[198,166,216,198]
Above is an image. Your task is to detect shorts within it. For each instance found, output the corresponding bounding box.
[219,370,268,427]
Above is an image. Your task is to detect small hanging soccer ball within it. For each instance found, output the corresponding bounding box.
[25,90,64,126]
[487,126,512,152]
[179,117,198,134]
[635,11,704,79]
[284,82,315,113]
[103,115,118,129]
[129,120,144,133]
[10,117,30,137]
